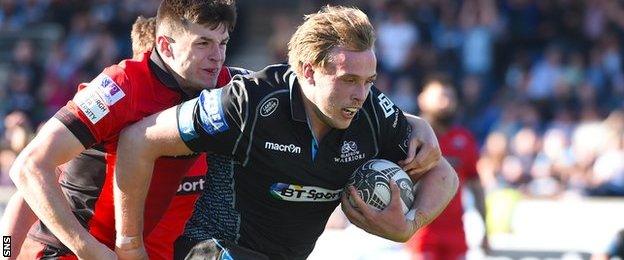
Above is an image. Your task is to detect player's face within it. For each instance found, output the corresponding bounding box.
[168,22,229,91]
[311,48,376,130]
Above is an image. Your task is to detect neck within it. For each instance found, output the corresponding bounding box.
[299,86,330,141]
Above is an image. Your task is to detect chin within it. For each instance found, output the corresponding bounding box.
[332,119,352,130]
[191,79,216,90]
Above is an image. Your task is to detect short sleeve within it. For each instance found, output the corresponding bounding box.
[177,77,249,156]
[54,66,132,148]
[370,86,411,163]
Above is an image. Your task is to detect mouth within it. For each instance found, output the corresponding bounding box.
[202,68,219,76]
[341,107,359,118]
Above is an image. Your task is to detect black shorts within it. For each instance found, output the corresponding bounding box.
[173,235,268,260]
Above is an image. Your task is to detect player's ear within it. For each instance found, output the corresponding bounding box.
[156,35,174,58]
[302,63,315,86]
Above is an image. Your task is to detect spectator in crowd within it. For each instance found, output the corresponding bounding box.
[376,1,419,79]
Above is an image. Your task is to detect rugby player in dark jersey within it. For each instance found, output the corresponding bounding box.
[114,6,458,260]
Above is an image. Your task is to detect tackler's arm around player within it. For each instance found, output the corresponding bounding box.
[113,106,194,260]
[341,158,458,242]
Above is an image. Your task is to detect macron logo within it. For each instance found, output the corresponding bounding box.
[265,141,301,154]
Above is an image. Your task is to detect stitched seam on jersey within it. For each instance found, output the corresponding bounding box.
[243,89,289,166]
[233,82,250,155]
[369,90,382,137]
[361,109,379,157]
[286,69,299,121]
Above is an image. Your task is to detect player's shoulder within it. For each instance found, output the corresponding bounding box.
[227,64,292,99]
[76,56,153,107]
[243,64,290,86]
[225,66,253,77]
[97,56,149,90]
[364,86,401,122]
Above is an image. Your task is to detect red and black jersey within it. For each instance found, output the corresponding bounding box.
[28,51,249,257]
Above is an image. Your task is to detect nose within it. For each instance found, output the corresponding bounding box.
[351,83,369,103]
[207,44,225,63]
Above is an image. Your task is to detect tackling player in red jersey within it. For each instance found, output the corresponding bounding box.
[9,1,238,258]
[2,13,245,260]
[0,15,206,260]
[406,75,490,260]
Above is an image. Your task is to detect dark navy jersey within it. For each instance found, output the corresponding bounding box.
[176,64,412,259]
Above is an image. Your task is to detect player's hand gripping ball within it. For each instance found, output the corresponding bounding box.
[346,159,415,214]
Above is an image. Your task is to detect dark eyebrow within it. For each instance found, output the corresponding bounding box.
[198,36,230,42]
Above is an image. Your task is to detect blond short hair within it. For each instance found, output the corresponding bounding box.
[131,16,156,58]
[287,6,375,74]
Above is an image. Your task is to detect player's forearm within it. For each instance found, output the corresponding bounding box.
[0,192,37,256]
[114,107,191,235]
[9,154,97,256]
[410,158,458,230]
[114,126,158,240]
[114,107,193,240]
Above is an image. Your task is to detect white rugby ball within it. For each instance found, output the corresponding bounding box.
[346,159,415,214]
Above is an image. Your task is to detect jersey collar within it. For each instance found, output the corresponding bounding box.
[149,49,200,100]
[149,50,181,90]
[285,67,307,123]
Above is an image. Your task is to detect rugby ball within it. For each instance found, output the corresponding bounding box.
[346,159,415,214]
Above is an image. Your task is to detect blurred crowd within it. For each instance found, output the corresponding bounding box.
[2,0,624,199]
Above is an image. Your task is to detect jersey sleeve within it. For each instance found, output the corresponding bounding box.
[370,86,412,163]
[177,76,250,156]
[53,66,132,148]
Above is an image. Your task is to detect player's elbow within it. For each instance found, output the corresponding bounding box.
[9,148,48,190]
[422,158,459,197]
[8,155,27,188]
[439,159,459,196]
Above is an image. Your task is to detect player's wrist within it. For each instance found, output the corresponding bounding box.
[115,234,143,250]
